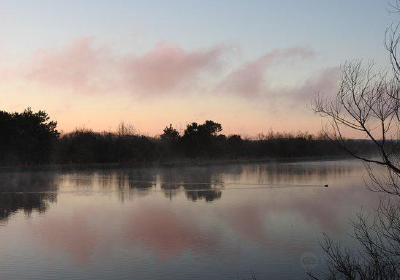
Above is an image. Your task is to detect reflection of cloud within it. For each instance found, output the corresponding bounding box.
[124,206,218,260]
[262,178,378,233]
[270,191,342,231]
[10,161,379,270]
[219,203,271,245]
[28,202,120,266]
[30,208,98,265]
[217,201,317,259]
[213,162,380,259]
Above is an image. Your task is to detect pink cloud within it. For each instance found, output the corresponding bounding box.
[219,47,315,97]
[17,37,337,105]
[123,43,225,95]
[24,39,226,96]
[260,66,340,112]
[293,66,340,99]
[26,38,115,94]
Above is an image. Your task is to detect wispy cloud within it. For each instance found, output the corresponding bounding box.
[294,66,340,97]
[123,42,226,95]
[218,47,315,97]
[26,38,117,94]
[280,66,341,102]
[6,38,338,106]
[24,39,228,96]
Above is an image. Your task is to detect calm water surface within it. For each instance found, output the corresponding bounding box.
[0,160,380,279]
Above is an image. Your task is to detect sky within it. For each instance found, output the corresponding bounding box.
[0,0,396,136]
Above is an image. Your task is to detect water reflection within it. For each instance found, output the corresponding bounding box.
[0,160,379,280]
[123,205,220,260]
[0,193,56,221]
[0,172,57,222]
[104,171,156,201]
[58,166,228,202]
[30,208,99,265]
[158,167,225,202]
[0,161,366,223]
[236,160,359,185]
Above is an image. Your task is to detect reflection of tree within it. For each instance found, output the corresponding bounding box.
[159,167,227,202]
[185,189,222,202]
[0,172,58,222]
[182,169,222,202]
[0,193,56,221]
[57,165,245,203]
[239,161,357,186]
[160,169,181,200]
[99,170,156,202]
[127,171,155,190]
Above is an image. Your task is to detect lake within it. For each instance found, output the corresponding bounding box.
[0,159,379,280]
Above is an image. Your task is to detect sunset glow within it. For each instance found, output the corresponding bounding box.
[0,0,392,136]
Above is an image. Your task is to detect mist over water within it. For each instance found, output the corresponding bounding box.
[0,159,378,280]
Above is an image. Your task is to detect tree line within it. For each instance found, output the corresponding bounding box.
[0,108,378,166]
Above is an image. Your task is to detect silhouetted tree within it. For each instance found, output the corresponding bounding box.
[160,124,180,141]
[309,3,400,278]
[0,109,374,166]
[56,129,155,164]
[0,111,14,159]
[226,134,244,157]
[200,120,222,137]
[182,120,223,158]
[117,121,137,136]
[0,108,59,164]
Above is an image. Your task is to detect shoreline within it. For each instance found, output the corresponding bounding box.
[0,155,355,172]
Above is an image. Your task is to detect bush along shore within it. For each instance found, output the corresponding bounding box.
[0,108,380,167]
